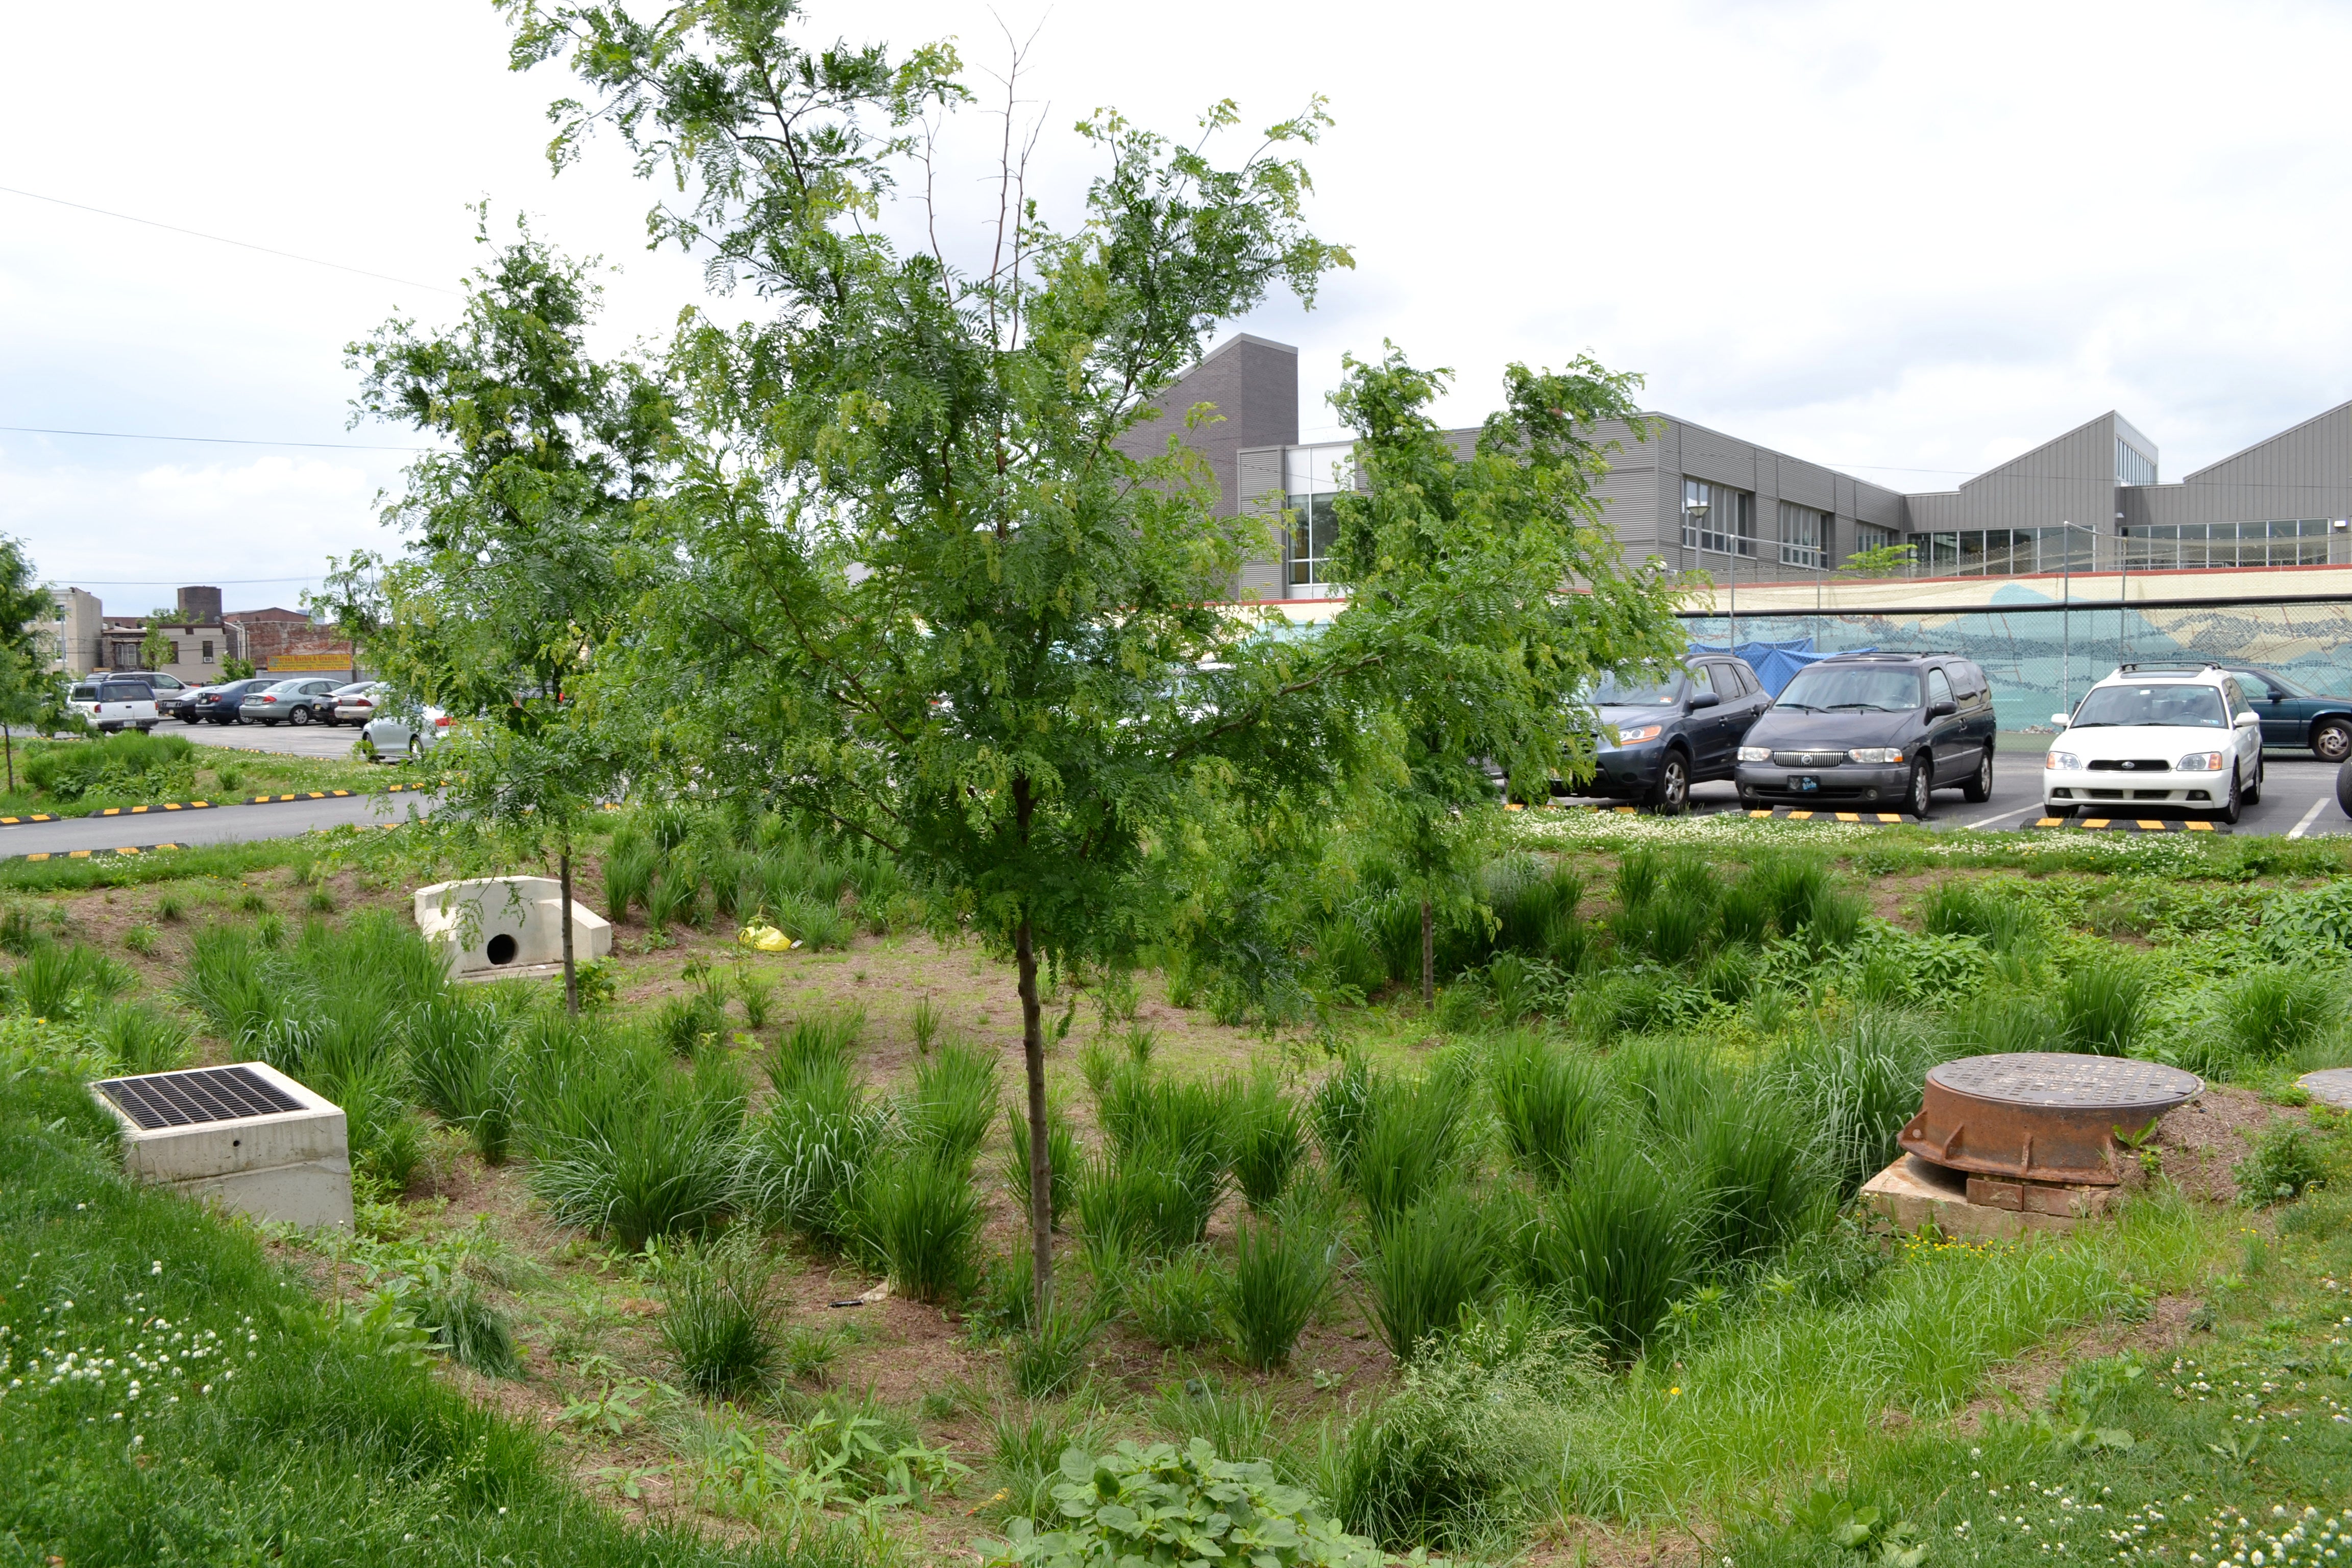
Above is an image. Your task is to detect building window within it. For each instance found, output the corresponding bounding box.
[1851,523,1900,560]
[202,641,214,662]
[1283,443,1354,596]
[1778,501,1825,569]
[1904,528,2097,576]
[2116,437,2158,487]
[2124,519,2331,569]
[1682,478,1755,557]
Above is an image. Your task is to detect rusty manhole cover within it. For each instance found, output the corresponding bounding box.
[1898,1052,2201,1186]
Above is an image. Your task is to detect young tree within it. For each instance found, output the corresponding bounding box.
[0,539,59,789]
[502,1,1677,1314]
[1326,349,1687,999]
[338,225,667,1014]
[139,611,174,674]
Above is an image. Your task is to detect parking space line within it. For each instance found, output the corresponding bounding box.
[2289,797,2331,840]
[1965,804,2042,829]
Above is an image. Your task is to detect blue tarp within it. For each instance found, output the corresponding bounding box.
[1687,636,1875,698]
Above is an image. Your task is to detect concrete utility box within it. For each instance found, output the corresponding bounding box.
[414,875,611,977]
[90,1062,354,1230]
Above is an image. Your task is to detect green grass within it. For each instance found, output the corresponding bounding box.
[0,1063,852,1567]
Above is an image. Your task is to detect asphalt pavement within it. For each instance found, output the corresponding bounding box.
[173,719,376,761]
[1684,743,2349,836]
[0,790,439,858]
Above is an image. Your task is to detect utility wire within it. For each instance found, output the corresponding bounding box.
[0,424,429,453]
[0,183,463,296]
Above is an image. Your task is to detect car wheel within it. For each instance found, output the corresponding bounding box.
[2245,755,2264,805]
[1647,750,1690,816]
[288,705,312,727]
[2219,765,2243,824]
[1905,762,1933,819]
[406,737,423,763]
[1962,745,1994,803]
[2338,758,2352,819]
[2316,719,2352,765]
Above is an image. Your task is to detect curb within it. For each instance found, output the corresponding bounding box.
[0,781,439,829]
[1746,808,1913,825]
[15,842,185,863]
[2028,816,2230,833]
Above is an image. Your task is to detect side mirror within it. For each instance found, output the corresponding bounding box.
[2234,710,2261,728]
[1927,699,1957,718]
[2050,712,2072,728]
[1688,691,1721,710]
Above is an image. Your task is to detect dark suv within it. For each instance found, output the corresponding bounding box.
[1558,654,1772,813]
[1733,652,1998,818]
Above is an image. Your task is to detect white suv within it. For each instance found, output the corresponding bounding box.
[2044,665,2264,822]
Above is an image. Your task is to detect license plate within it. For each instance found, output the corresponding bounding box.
[1793,775,1820,791]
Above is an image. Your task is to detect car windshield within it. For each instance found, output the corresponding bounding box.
[1590,670,1684,706]
[68,684,95,702]
[1774,666,1922,713]
[2071,683,2227,728]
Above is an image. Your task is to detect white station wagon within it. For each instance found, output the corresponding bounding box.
[2044,664,2265,822]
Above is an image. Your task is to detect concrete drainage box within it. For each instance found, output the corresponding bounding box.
[414,875,613,978]
[89,1062,354,1230]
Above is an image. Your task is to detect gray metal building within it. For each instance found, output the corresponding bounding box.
[1135,334,2352,597]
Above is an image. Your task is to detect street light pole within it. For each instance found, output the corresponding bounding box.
[2116,509,2130,666]
[1686,497,1717,648]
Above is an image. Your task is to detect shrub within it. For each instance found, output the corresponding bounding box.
[1490,1031,1614,1186]
[25,729,195,801]
[739,1055,887,1250]
[1521,1132,1695,1359]
[855,1148,983,1303]
[659,1234,782,1398]
[94,1000,192,1075]
[2237,1123,2327,1207]
[989,1440,1378,1568]
[2060,957,2150,1057]
[1230,1069,1307,1211]
[1355,1071,1475,1230]
[1000,1101,1080,1229]
[1126,1248,1223,1350]
[903,1040,999,1173]
[1362,1185,1492,1362]
[2221,967,2338,1062]
[1222,1217,1332,1371]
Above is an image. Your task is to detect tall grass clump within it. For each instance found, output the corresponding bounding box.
[407,993,515,1162]
[2221,966,2338,1062]
[2060,956,2151,1057]
[18,942,131,1021]
[601,828,656,920]
[855,1149,983,1304]
[1767,1010,1954,1197]
[1522,1132,1695,1359]
[1362,1185,1493,1362]
[658,1234,782,1399]
[1222,1217,1333,1371]
[772,891,854,952]
[515,1020,747,1250]
[94,1000,193,1075]
[1684,1087,1828,1269]
[1125,1248,1223,1350]
[1310,1056,1376,1185]
[1613,848,1662,913]
[1229,1068,1306,1211]
[740,1054,887,1251]
[1490,1032,1615,1186]
[902,1040,998,1173]
[1355,1071,1475,1230]
[774,1007,864,1079]
[999,1101,1079,1229]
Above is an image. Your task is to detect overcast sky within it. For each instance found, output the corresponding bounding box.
[7,0,2352,612]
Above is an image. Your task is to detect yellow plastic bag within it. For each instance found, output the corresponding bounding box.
[736,922,798,952]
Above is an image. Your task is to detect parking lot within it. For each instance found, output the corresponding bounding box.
[174,718,379,762]
[1682,737,2348,836]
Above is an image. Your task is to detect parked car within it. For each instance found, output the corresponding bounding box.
[240,677,340,726]
[187,678,269,724]
[328,681,385,726]
[67,678,160,734]
[1559,654,1771,813]
[1735,651,1998,818]
[2212,664,2352,762]
[2043,664,2264,823]
[362,704,451,761]
[96,669,194,718]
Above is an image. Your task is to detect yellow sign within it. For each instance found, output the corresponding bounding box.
[267,652,354,672]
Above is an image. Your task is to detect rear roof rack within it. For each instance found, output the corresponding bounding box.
[1820,649,1958,660]
[2115,659,2215,673]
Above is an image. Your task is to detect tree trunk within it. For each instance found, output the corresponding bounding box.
[1420,898,1435,1004]
[559,838,579,1017]
[4,724,13,795]
[1015,914,1052,1324]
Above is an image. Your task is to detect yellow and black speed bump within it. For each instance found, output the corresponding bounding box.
[0,779,444,830]
[0,813,60,825]
[14,843,184,863]
[1747,807,1912,825]
[2028,816,2227,833]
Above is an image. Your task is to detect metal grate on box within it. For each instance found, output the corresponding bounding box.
[95,1065,303,1131]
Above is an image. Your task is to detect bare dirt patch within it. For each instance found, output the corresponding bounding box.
[2148,1085,2304,1206]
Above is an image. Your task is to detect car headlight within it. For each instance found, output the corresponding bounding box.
[2175,751,2225,772]
[1611,725,1663,746]
[2045,751,2082,771]
[1846,748,1905,765]
[1737,745,1771,763]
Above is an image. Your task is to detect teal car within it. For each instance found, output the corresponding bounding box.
[2220,665,2352,762]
